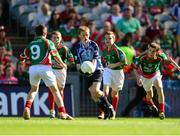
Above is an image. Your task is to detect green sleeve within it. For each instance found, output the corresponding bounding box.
[118,49,127,67]
[48,40,60,57]
[159,52,168,61]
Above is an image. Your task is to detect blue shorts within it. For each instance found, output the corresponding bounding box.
[84,70,103,89]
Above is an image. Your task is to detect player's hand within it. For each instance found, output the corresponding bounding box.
[62,63,67,70]
[84,72,92,77]
[107,63,118,69]
[78,69,92,77]
[137,79,142,87]
[54,63,67,70]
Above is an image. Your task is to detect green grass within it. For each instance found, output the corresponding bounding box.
[0,117,179,135]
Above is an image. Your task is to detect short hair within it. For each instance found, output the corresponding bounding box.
[78,26,90,35]
[35,24,47,36]
[149,42,160,51]
[104,31,116,38]
[51,31,61,36]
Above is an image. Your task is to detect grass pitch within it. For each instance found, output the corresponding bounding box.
[0,117,179,135]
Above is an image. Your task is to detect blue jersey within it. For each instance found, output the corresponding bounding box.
[73,40,103,71]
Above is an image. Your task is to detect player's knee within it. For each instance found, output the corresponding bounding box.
[48,85,58,93]
[30,85,38,92]
[156,85,163,92]
[146,91,153,100]
[112,90,118,98]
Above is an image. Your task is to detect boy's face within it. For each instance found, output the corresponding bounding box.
[79,30,90,43]
[51,33,62,45]
[105,34,115,47]
[148,46,157,59]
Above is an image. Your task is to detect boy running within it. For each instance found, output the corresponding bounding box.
[99,31,127,119]
[72,26,115,119]
[132,42,180,119]
[48,31,74,119]
[20,24,69,120]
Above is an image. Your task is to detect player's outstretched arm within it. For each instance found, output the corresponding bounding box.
[53,56,67,70]
[170,58,180,71]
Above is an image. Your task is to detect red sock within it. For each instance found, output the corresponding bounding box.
[159,103,164,113]
[112,96,119,111]
[146,99,154,106]
[25,100,32,109]
[48,89,55,110]
[58,106,66,113]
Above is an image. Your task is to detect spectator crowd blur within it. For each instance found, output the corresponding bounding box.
[0,0,180,85]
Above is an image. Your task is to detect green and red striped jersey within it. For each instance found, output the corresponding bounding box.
[52,43,74,69]
[132,51,170,78]
[101,44,127,70]
[19,36,59,66]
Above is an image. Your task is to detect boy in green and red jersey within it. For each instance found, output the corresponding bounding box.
[100,31,127,119]
[48,31,75,119]
[132,42,180,119]
[19,24,69,120]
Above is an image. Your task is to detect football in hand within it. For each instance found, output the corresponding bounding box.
[80,61,95,74]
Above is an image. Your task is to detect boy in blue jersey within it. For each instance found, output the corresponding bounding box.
[73,26,115,119]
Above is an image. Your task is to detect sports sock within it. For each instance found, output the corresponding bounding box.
[159,103,164,113]
[146,99,154,106]
[97,95,111,111]
[48,89,55,110]
[25,100,32,109]
[112,96,119,111]
[58,106,66,113]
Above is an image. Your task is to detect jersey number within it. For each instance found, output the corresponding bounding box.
[30,45,40,60]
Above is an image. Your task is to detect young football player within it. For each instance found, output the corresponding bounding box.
[99,31,127,119]
[72,26,115,119]
[20,24,69,120]
[48,31,74,119]
[132,42,180,119]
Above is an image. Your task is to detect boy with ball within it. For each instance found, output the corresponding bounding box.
[72,26,115,119]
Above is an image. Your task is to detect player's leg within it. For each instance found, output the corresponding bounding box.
[103,85,110,97]
[145,89,159,114]
[97,68,111,119]
[48,85,67,118]
[154,78,165,120]
[55,69,67,100]
[55,69,73,120]
[48,69,65,118]
[48,90,55,118]
[97,85,110,119]
[89,82,115,120]
[111,69,124,118]
[111,90,119,119]
[23,65,41,120]
[141,76,158,116]
[23,85,39,120]
[146,89,154,104]
[42,66,71,120]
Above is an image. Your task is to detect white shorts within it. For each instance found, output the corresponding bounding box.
[140,72,163,92]
[29,65,57,87]
[103,68,124,91]
[53,68,67,88]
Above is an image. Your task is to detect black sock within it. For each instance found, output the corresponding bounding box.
[97,96,111,111]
